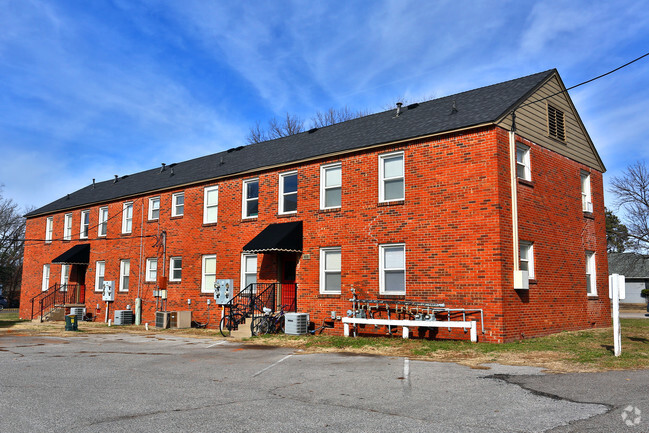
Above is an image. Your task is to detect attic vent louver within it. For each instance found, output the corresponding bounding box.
[407,103,419,110]
[308,128,318,134]
[547,104,565,141]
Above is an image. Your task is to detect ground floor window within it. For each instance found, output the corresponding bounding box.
[120,260,130,292]
[202,254,216,293]
[586,251,596,296]
[519,242,534,279]
[146,258,157,282]
[379,243,405,294]
[320,247,341,294]
[170,257,182,282]
[60,264,70,288]
[95,261,105,292]
[241,254,257,290]
[42,264,50,291]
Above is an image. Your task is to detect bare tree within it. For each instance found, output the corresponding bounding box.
[311,106,368,128]
[610,161,649,252]
[0,189,27,306]
[247,113,305,144]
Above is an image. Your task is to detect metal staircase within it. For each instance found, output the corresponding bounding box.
[30,283,85,321]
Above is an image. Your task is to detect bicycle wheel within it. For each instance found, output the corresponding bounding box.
[251,316,271,336]
[219,313,243,337]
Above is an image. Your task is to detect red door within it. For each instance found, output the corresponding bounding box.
[280,257,297,312]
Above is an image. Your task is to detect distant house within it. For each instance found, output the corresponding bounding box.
[608,253,649,304]
[19,69,609,342]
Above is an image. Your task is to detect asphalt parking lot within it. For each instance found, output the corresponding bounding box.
[1,333,647,432]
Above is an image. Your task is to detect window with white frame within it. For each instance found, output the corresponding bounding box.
[241,254,257,290]
[172,192,184,217]
[320,163,342,209]
[45,216,53,243]
[202,254,216,293]
[149,197,160,220]
[146,258,157,282]
[80,210,90,239]
[379,152,404,202]
[320,247,341,293]
[61,264,70,287]
[279,171,298,214]
[95,261,105,292]
[242,179,259,219]
[516,144,531,181]
[519,242,535,279]
[64,213,72,240]
[122,202,133,233]
[586,251,596,296]
[42,264,50,291]
[119,260,130,292]
[204,186,219,224]
[169,257,182,282]
[379,243,405,294]
[98,207,108,237]
[581,172,592,212]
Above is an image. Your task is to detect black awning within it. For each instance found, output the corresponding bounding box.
[242,221,302,253]
[52,244,90,264]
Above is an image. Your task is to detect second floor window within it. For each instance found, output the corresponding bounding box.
[80,210,89,239]
[279,171,298,214]
[149,197,160,220]
[98,207,108,237]
[379,152,404,202]
[64,213,72,240]
[516,144,531,181]
[204,186,219,224]
[122,202,133,233]
[45,216,53,243]
[321,163,342,209]
[172,192,184,217]
[243,179,259,218]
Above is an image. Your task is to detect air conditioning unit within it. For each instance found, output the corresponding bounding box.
[70,307,86,322]
[155,311,171,329]
[170,311,191,329]
[114,310,133,326]
[284,313,309,335]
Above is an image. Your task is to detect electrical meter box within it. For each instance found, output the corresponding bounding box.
[102,281,115,301]
[214,279,234,304]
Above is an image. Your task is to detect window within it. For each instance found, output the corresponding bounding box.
[80,210,90,239]
[548,104,565,141]
[581,172,592,212]
[169,257,182,282]
[172,192,184,217]
[203,186,219,224]
[519,242,535,280]
[146,258,157,282]
[279,171,298,214]
[45,216,53,243]
[586,251,596,296]
[379,152,404,202]
[122,202,133,233]
[241,254,257,290]
[321,163,342,209]
[242,179,259,218]
[516,144,531,181]
[64,213,72,240]
[42,264,50,291]
[95,261,105,292]
[202,254,217,293]
[61,264,70,287]
[149,197,160,220]
[119,260,130,292]
[320,247,341,293]
[98,207,108,237]
[379,244,405,294]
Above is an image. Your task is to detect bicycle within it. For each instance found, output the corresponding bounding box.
[250,305,288,336]
[219,304,245,337]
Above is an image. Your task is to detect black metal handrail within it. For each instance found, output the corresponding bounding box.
[30,283,85,321]
[225,283,276,320]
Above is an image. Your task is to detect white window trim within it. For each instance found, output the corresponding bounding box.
[240,253,258,291]
[586,251,596,296]
[63,213,72,241]
[203,186,219,224]
[520,242,535,280]
[60,264,70,286]
[119,259,130,292]
[242,178,259,219]
[169,257,182,282]
[379,151,405,203]
[95,261,105,292]
[278,171,298,215]
[146,258,157,282]
[122,202,133,234]
[171,192,184,217]
[80,210,89,239]
[516,143,531,181]
[202,254,217,293]
[98,207,108,237]
[45,216,53,244]
[581,172,592,212]
[148,197,160,221]
[319,247,342,294]
[379,243,406,295]
[42,264,50,291]
[320,163,342,210]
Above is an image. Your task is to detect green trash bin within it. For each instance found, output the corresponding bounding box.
[65,314,78,331]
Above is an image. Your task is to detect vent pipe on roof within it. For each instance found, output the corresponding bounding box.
[92,178,95,189]
[451,100,458,114]
[170,167,174,176]
[161,163,166,172]
[114,175,118,183]
[395,102,403,117]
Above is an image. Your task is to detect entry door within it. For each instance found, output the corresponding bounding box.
[280,256,297,311]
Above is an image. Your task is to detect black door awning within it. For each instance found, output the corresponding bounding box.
[242,221,302,253]
[52,244,90,264]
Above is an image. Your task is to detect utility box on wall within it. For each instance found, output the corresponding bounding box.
[102,281,115,301]
[214,279,234,305]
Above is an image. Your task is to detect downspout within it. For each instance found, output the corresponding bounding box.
[135,198,144,325]
[509,111,528,289]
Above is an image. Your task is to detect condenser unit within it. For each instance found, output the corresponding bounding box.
[70,307,86,322]
[114,310,133,326]
[284,313,309,335]
[155,311,170,329]
[170,311,191,329]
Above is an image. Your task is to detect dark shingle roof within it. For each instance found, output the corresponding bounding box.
[608,253,649,279]
[27,69,555,217]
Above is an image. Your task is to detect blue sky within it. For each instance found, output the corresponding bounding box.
[1,0,649,213]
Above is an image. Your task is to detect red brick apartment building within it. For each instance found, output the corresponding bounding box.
[20,69,608,342]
